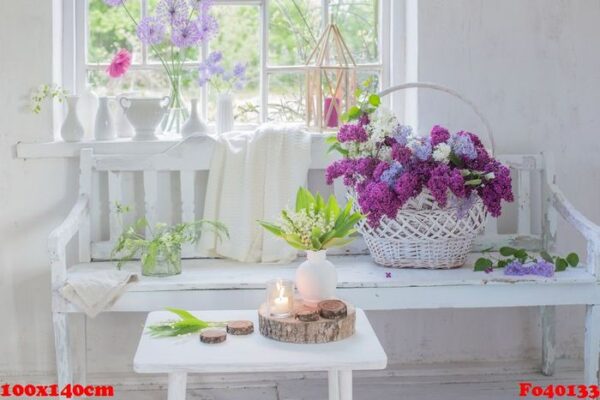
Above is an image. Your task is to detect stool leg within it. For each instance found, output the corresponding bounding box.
[339,370,352,400]
[328,370,340,400]
[168,372,187,400]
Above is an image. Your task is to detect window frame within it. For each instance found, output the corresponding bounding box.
[58,0,396,139]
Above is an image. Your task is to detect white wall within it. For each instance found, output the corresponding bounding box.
[1,0,599,381]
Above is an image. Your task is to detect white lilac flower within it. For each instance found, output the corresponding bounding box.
[432,143,451,163]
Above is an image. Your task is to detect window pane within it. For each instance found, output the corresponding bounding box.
[330,0,379,64]
[88,68,200,100]
[207,5,260,124]
[268,0,322,66]
[88,0,142,64]
[267,73,306,122]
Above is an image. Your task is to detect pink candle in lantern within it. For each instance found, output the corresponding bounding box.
[324,97,340,128]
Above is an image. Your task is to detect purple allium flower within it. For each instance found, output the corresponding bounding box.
[157,0,189,26]
[232,63,246,79]
[380,162,404,187]
[103,0,124,6]
[409,138,432,161]
[337,123,368,143]
[505,260,554,277]
[198,13,218,41]
[136,16,166,45]
[208,51,222,64]
[171,20,202,48]
[392,124,412,146]
[450,132,477,160]
[189,0,213,12]
[430,125,450,146]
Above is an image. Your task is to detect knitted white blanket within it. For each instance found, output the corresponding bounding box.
[199,124,312,263]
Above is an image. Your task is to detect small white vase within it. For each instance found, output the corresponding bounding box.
[61,95,84,142]
[94,96,116,141]
[216,92,234,135]
[295,250,337,306]
[181,98,207,137]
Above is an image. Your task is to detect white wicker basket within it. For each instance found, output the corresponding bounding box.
[352,82,494,269]
[354,191,487,268]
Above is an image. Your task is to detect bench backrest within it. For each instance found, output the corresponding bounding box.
[77,137,556,261]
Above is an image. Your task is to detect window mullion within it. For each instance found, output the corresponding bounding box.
[259,0,268,123]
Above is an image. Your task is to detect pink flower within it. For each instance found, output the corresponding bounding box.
[106,49,132,78]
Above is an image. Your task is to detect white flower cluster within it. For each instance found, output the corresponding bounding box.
[341,107,399,161]
[280,205,335,248]
[432,143,451,162]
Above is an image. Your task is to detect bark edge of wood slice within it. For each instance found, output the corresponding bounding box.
[227,320,254,335]
[318,299,348,320]
[200,329,227,344]
[258,302,355,344]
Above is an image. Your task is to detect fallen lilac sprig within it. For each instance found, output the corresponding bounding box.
[474,246,580,276]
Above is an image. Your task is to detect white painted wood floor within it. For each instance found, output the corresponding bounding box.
[108,363,583,400]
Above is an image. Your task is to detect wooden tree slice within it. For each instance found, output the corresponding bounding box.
[318,300,348,320]
[200,329,227,344]
[227,320,254,335]
[258,302,355,344]
[296,309,320,322]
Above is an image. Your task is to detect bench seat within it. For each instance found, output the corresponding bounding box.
[58,254,599,312]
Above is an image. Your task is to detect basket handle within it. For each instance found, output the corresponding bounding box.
[378,82,495,154]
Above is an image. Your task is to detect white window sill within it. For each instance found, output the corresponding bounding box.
[15,130,337,169]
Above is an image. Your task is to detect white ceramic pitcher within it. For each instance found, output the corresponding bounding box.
[119,96,170,140]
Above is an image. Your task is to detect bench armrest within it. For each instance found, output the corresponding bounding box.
[48,195,90,288]
[549,183,600,243]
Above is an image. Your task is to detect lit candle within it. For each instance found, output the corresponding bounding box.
[267,279,294,318]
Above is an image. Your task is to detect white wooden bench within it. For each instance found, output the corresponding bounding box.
[49,138,600,393]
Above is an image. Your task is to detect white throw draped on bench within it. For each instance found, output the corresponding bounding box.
[199,124,312,263]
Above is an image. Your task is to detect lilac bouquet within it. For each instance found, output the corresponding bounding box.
[103,0,219,132]
[326,87,514,227]
[198,51,248,93]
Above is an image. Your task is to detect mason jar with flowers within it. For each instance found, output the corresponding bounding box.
[325,83,514,269]
[259,187,363,305]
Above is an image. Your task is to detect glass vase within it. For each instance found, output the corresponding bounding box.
[141,246,182,277]
[160,75,189,136]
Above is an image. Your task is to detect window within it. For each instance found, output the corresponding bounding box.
[62,0,392,129]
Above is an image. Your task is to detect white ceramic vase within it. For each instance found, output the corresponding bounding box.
[181,98,207,137]
[119,96,169,141]
[61,95,84,142]
[295,250,337,306]
[94,96,116,141]
[216,92,234,135]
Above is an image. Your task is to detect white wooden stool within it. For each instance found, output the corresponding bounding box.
[134,309,387,400]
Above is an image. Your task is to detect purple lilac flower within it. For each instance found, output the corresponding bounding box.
[136,16,166,45]
[157,0,189,27]
[477,161,513,217]
[505,260,554,277]
[380,162,404,187]
[393,172,422,206]
[358,181,402,226]
[103,0,123,6]
[337,123,368,143]
[451,192,478,219]
[358,114,370,127]
[450,132,477,160]
[391,144,412,165]
[171,20,202,48]
[391,124,412,146]
[409,138,432,161]
[430,125,450,146]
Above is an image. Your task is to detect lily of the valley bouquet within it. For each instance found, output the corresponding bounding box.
[325,85,514,228]
[259,187,363,251]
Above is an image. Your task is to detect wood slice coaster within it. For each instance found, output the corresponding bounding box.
[258,301,355,344]
[296,309,320,322]
[200,329,227,344]
[318,299,348,320]
[227,320,254,335]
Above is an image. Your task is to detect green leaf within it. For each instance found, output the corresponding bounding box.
[323,236,355,249]
[566,252,580,267]
[368,94,381,107]
[258,221,284,238]
[555,257,568,272]
[540,251,554,263]
[497,259,509,269]
[499,247,516,257]
[474,258,493,271]
[166,307,201,322]
[325,135,338,145]
[347,106,361,120]
[514,249,528,260]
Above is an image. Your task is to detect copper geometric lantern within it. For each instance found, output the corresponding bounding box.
[305,23,357,131]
